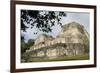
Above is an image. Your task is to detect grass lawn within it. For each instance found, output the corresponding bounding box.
[27,53,89,62]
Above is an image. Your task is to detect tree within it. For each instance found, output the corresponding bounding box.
[21,10,66,54]
[21,37,34,54]
[21,10,66,33]
[21,38,27,54]
[27,39,35,48]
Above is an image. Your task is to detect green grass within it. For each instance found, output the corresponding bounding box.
[24,53,89,63]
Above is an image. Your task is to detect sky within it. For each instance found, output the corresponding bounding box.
[21,11,90,43]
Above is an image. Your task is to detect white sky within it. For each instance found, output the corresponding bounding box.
[21,11,90,43]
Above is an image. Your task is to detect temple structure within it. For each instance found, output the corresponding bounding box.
[26,22,89,59]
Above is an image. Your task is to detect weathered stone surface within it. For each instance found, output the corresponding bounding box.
[26,21,89,59]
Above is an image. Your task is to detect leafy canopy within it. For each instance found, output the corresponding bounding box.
[21,10,66,33]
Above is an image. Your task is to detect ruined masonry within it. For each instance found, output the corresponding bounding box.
[26,22,89,59]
